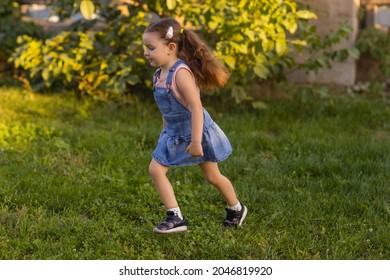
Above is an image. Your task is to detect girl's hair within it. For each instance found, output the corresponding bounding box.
[144,18,229,91]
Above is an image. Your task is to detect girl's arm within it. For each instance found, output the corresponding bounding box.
[175,68,204,157]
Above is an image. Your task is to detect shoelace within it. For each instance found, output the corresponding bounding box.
[224,219,237,225]
[157,215,179,229]
[157,220,174,230]
[224,209,240,225]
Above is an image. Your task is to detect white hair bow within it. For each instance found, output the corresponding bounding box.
[166,26,174,39]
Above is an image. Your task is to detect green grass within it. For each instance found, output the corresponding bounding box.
[1,85,390,260]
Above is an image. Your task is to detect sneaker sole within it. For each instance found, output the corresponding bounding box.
[238,206,248,226]
[153,225,188,234]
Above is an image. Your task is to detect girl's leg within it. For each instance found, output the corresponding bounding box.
[199,161,247,227]
[149,159,188,233]
[199,161,238,207]
[148,159,178,209]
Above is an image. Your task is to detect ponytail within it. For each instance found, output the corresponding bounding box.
[179,28,229,91]
[144,18,229,91]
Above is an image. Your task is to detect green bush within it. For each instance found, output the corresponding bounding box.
[0,0,43,73]
[12,32,94,92]
[356,27,390,78]
[9,0,357,102]
[10,3,150,100]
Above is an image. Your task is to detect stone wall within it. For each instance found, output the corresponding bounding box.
[288,0,360,86]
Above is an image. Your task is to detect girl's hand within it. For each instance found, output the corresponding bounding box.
[185,142,203,157]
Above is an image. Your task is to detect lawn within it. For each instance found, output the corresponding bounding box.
[0,84,389,260]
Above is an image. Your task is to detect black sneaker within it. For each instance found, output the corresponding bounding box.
[222,203,247,227]
[153,211,188,234]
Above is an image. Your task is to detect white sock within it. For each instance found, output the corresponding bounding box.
[167,207,183,220]
[228,201,242,212]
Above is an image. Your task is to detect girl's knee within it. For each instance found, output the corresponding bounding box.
[203,172,222,185]
[148,160,167,179]
[148,162,158,178]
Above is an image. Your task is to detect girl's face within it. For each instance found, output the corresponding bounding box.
[143,32,173,68]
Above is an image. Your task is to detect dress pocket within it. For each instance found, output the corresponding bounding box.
[167,135,192,161]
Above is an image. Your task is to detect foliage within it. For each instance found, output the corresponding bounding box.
[11,32,94,92]
[356,27,390,78]
[9,2,151,100]
[0,0,43,72]
[1,84,390,259]
[293,21,360,73]
[9,0,357,102]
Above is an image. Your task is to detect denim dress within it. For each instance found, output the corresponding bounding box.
[152,60,232,166]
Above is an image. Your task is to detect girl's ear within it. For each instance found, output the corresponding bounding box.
[167,42,177,52]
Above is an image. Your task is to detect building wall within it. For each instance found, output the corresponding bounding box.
[288,0,360,86]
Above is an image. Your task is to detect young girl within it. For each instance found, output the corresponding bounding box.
[143,18,247,234]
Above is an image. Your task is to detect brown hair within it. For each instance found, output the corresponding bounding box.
[144,18,229,91]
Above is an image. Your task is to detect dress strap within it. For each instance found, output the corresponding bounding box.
[166,59,184,87]
[153,68,161,85]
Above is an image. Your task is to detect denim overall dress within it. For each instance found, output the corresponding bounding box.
[152,59,232,166]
